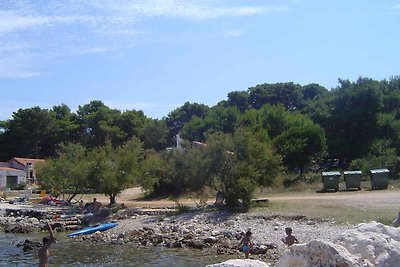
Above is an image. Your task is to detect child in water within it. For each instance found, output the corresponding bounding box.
[238,230,253,258]
[281,227,298,246]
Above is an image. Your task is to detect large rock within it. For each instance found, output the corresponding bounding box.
[276,222,400,267]
[391,212,400,227]
[335,221,400,267]
[275,240,368,267]
[206,259,270,267]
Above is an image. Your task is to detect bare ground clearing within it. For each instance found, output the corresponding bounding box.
[90,187,400,209]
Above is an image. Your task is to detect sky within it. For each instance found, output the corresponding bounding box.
[0,0,399,120]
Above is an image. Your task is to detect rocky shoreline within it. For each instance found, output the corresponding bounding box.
[0,202,353,266]
[2,203,399,266]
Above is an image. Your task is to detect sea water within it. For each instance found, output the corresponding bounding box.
[0,233,231,267]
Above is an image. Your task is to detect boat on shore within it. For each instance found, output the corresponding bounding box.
[67,222,118,237]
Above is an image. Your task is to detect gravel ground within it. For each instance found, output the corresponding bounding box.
[110,210,352,250]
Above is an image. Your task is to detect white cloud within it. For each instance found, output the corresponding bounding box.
[0,0,288,79]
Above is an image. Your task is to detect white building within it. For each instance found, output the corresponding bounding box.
[0,167,26,189]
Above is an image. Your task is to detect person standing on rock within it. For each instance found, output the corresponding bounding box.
[238,230,253,259]
[38,221,56,267]
[281,227,298,247]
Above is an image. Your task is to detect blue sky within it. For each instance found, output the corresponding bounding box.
[0,0,399,120]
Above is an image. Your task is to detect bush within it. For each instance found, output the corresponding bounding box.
[12,182,27,190]
[175,204,191,215]
[350,154,399,179]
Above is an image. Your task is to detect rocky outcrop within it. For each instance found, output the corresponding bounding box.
[335,221,400,267]
[275,240,368,267]
[206,259,270,267]
[276,222,400,267]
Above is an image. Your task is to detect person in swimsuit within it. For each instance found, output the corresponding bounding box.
[238,230,253,259]
[38,221,56,267]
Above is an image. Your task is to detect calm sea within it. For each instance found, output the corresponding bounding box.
[0,233,232,267]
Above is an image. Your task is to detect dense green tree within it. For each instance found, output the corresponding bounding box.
[248,82,303,110]
[139,150,171,193]
[88,138,144,204]
[204,105,240,134]
[273,120,327,177]
[51,104,80,144]
[36,143,89,202]
[327,78,384,161]
[205,129,282,210]
[165,102,209,143]
[77,101,127,148]
[139,119,168,151]
[117,110,147,144]
[181,115,208,142]
[1,107,58,159]
[226,90,249,112]
[300,84,332,126]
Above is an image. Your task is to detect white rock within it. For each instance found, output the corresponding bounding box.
[211,230,220,236]
[276,240,371,267]
[206,259,270,267]
[335,222,400,266]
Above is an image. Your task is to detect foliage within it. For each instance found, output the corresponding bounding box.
[273,119,327,177]
[349,141,400,179]
[12,182,27,190]
[0,107,59,159]
[165,102,209,144]
[327,78,384,161]
[36,143,90,202]
[3,76,400,195]
[205,129,282,210]
[88,138,144,204]
[139,119,168,151]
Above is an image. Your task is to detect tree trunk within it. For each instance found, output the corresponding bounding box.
[67,193,77,203]
[109,194,116,205]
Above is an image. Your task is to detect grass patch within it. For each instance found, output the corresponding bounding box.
[251,199,396,225]
[175,204,191,215]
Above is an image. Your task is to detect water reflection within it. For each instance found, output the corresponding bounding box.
[1,233,231,267]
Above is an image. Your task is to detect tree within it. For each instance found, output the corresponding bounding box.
[204,105,240,134]
[1,107,59,159]
[248,82,303,110]
[88,138,144,204]
[204,129,282,210]
[77,101,127,148]
[140,119,169,151]
[51,104,80,144]
[36,143,89,202]
[327,78,384,161]
[165,102,209,144]
[273,120,327,178]
[226,90,249,112]
[181,115,208,142]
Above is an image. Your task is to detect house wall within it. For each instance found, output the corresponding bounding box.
[7,159,25,171]
[0,169,26,189]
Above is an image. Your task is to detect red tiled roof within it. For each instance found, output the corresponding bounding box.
[9,157,45,166]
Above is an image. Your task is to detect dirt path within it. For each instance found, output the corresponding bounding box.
[81,187,400,210]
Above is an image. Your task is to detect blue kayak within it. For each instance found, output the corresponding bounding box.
[67,222,118,237]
